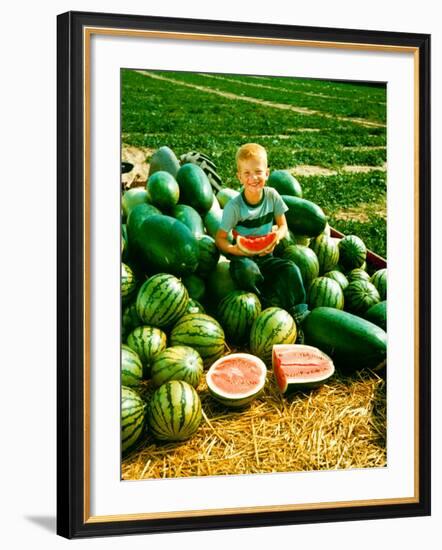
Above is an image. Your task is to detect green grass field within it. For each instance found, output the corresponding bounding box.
[121,69,387,258]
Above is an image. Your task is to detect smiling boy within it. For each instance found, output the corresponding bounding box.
[215,143,309,326]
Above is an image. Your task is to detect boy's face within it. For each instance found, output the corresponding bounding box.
[237,156,269,193]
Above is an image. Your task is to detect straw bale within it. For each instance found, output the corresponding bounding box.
[122,368,386,480]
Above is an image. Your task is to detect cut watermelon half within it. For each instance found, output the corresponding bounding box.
[236,232,277,255]
[272,344,334,394]
[206,353,267,408]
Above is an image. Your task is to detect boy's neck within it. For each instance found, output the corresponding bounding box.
[243,187,264,205]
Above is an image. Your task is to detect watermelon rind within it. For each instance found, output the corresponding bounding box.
[206,353,267,408]
[148,380,202,441]
[272,344,335,393]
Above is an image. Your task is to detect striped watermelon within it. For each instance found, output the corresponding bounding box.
[122,301,141,341]
[371,268,387,300]
[309,234,339,274]
[196,235,220,278]
[121,345,143,387]
[282,244,319,290]
[170,313,226,367]
[323,270,349,290]
[150,346,204,388]
[347,268,370,283]
[344,280,380,315]
[121,263,138,304]
[136,273,189,328]
[308,277,344,310]
[126,326,167,378]
[217,290,262,345]
[184,298,206,316]
[121,386,146,453]
[148,380,202,441]
[338,235,367,270]
[249,307,297,365]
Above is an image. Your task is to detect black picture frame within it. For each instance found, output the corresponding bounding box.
[57,10,431,539]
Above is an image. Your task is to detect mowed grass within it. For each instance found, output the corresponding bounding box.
[122,69,387,257]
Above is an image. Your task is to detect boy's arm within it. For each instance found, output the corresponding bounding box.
[215,229,245,257]
[273,213,288,242]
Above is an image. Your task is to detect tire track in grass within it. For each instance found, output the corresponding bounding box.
[135,70,386,129]
[199,73,387,106]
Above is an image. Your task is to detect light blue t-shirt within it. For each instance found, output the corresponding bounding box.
[219,187,288,237]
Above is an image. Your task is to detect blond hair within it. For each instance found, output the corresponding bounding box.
[235,143,267,167]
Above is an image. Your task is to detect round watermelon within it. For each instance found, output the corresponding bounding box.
[136,273,189,328]
[121,386,146,453]
[217,290,262,345]
[338,235,367,270]
[344,280,380,315]
[206,353,267,408]
[148,380,202,441]
[308,277,344,310]
[309,234,339,274]
[250,307,297,365]
[282,244,320,290]
[121,263,138,304]
[170,313,226,367]
[126,325,167,377]
[121,345,143,387]
[150,346,204,388]
[371,268,387,300]
[323,270,349,290]
[347,268,370,283]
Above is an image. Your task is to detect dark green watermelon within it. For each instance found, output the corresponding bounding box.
[127,213,199,276]
[176,163,214,214]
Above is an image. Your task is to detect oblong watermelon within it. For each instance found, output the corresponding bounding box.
[267,170,302,197]
[171,204,205,238]
[176,163,214,213]
[281,195,327,237]
[146,171,180,210]
[128,213,199,276]
[206,353,267,408]
[148,380,202,441]
[364,300,387,331]
[148,146,180,178]
[272,344,335,393]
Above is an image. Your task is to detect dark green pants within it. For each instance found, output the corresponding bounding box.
[229,254,306,311]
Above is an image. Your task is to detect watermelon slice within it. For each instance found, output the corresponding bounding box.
[206,353,267,407]
[236,232,277,255]
[272,344,334,394]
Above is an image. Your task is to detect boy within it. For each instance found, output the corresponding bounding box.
[215,143,309,326]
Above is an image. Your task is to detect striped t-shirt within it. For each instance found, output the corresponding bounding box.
[219,187,288,237]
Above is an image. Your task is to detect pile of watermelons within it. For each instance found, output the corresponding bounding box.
[121,146,387,454]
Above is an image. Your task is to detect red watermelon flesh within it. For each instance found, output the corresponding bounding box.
[206,353,267,407]
[272,344,334,393]
[235,232,277,255]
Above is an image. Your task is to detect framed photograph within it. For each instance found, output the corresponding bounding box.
[57,11,431,539]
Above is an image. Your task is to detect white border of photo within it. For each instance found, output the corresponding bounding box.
[89,32,414,517]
